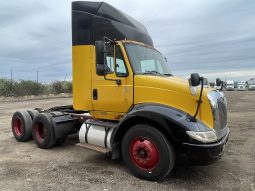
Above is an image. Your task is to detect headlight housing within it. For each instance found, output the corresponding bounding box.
[186,130,217,143]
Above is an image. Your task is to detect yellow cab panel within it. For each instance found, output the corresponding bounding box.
[91,42,134,120]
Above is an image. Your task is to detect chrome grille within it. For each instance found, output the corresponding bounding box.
[207,91,228,131]
[217,97,227,130]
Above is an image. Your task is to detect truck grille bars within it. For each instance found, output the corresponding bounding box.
[217,97,228,131]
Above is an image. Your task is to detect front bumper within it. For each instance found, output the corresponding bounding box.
[183,127,230,162]
[226,87,234,90]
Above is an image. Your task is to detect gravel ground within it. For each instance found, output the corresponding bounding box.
[0,91,254,191]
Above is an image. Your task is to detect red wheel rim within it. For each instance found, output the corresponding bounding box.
[13,117,23,137]
[129,137,159,170]
[34,122,47,143]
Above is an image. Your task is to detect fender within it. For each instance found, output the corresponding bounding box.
[111,103,212,146]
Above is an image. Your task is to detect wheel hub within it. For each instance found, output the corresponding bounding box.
[13,117,23,137]
[130,137,159,170]
[34,122,47,143]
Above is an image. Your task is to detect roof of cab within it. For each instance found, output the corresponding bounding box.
[72,1,153,46]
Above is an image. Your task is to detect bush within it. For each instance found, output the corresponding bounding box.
[0,79,14,97]
[51,81,72,95]
[63,81,72,93]
[51,81,64,95]
[0,78,72,97]
[13,80,45,96]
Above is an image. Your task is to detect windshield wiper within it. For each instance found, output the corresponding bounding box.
[144,70,172,76]
[163,73,172,76]
[144,70,164,76]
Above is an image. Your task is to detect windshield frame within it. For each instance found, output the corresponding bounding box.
[123,42,172,76]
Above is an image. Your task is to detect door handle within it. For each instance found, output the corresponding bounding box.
[93,89,98,100]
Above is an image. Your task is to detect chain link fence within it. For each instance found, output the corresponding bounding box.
[0,78,72,97]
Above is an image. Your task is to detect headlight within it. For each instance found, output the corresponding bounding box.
[186,130,217,143]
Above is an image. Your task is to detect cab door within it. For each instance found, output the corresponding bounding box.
[92,44,133,117]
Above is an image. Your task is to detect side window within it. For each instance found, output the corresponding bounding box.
[115,46,128,77]
[105,46,114,73]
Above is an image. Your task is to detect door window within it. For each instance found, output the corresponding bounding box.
[105,46,114,73]
[115,46,128,77]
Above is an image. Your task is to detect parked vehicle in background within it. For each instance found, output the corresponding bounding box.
[248,78,255,90]
[214,78,223,91]
[225,80,235,91]
[237,81,246,91]
[214,85,221,90]
[234,81,238,88]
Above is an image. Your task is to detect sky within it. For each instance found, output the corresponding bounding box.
[0,0,255,82]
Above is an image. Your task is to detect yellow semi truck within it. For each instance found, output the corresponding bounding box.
[11,1,229,180]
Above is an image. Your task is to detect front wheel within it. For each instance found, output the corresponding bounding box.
[121,124,175,180]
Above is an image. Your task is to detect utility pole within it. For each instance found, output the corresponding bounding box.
[37,71,39,84]
[64,73,67,82]
[10,69,13,83]
[10,69,13,96]
[36,71,39,94]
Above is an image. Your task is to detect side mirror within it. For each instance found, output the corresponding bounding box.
[216,78,222,86]
[96,64,106,76]
[190,73,201,86]
[95,41,106,76]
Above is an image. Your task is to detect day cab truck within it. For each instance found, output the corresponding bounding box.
[248,78,255,90]
[11,1,229,180]
[237,81,246,91]
[225,80,235,91]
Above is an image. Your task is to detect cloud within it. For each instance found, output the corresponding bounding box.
[0,0,254,81]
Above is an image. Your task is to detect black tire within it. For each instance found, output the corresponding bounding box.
[27,110,39,121]
[121,124,175,180]
[31,113,56,149]
[12,111,33,142]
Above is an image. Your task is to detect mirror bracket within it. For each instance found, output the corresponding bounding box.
[188,73,204,122]
[96,37,122,85]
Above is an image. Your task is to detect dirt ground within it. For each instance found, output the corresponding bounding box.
[0,91,254,191]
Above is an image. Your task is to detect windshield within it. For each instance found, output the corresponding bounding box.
[124,43,172,76]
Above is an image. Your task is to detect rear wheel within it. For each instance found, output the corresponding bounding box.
[12,111,32,142]
[121,124,175,180]
[31,113,56,149]
[27,110,39,121]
